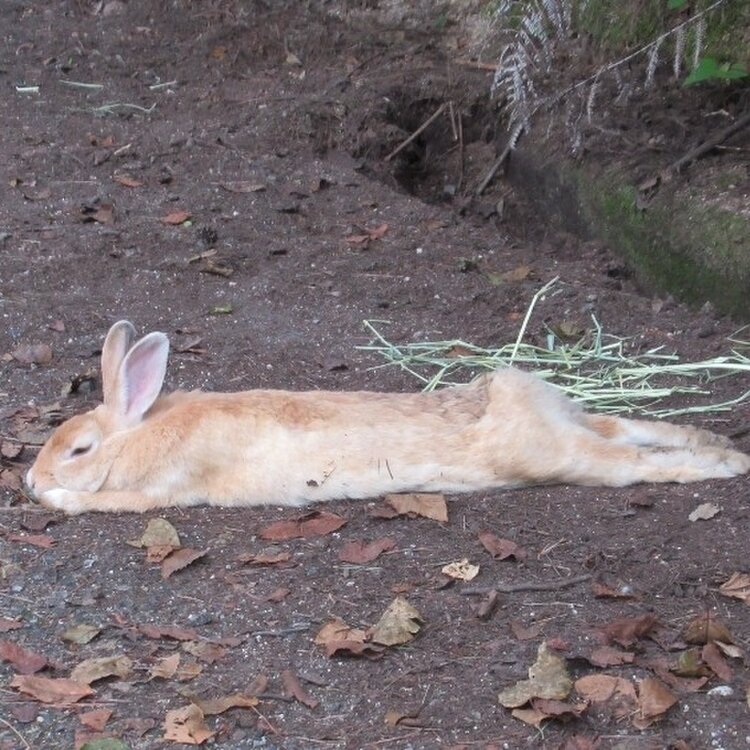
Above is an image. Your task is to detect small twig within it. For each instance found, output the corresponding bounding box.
[456,108,465,194]
[0,717,31,749]
[666,110,750,174]
[461,573,592,596]
[475,132,521,196]
[385,102,447,162]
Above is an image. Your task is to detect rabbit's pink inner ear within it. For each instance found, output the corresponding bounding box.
[101,321,136,409]
[119,332,169,422]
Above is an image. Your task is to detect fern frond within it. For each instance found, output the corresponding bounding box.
[673,26,685,78]
[645,35,665,89]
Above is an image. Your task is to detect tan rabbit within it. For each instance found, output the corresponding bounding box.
[26,320,749,514]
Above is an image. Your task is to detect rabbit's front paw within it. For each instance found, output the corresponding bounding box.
[40,489,86,515]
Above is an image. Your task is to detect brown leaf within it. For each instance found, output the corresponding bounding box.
[370,597,423,646]
[510,707,548,728]
[0,468,23,491]
[147,544,178,563]
[70,655,132,685]
[338,538,396,564]
[591,579,635,599]
[315,619,368,648]
[7,533,55,549]
[281,669,319,709]
[719,572,750,604]
[314,618,380,658]
[588,646,635,668]
[161,210,192,225]
[11,344,53,365]
[11,674,94,705]
[701,642,733,682]
[266,587,290,602]
[498,642,572,708]
[574,674,636,719]
[633,677,677,728]
[113,174,143,188]
[182,640,226,664]
[0,618,23,633]
[479,532,527,561]
[474,590,499,621]
[260,510,347,541]
[0,640,47,673]
[601,613,658,647]
[62,624,101,645]
[194,692,259,715]
[384,707,423,727]
[137,623,200,641]
[163,704,213,745]
[683,612,733,645]
[531,697,587,719]
[161,548,207,579]
[150,653,180,680]
[176,659,203,682]
[79,708,113,731]
[384,493,448,522]
[237,550,292,566]
[441,558,480,581]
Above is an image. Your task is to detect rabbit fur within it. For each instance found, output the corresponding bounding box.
[26,320,750,514]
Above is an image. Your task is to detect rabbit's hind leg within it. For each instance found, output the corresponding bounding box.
[583,414,732,450]
[555,431,749,487]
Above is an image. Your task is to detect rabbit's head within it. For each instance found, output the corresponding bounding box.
[27,321,169,498]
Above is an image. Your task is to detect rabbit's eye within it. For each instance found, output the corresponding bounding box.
[70,444,92,458]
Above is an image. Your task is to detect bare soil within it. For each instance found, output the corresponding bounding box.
[1,3,749,749]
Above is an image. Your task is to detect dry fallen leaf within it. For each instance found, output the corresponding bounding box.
[633,677,677,729]
[113,174,143,188]
[574,674,636,720]
[79,708,113,731]
[688,502,720,522]
[0,618,23,633]
[194,692,259,715]
[161,548,207,579]
[498,642,573,709]
[282,669,319,709]
[338,537,395,564]
[384,493,448,522]
[314,618,371,657]
[70,655,132,685]
[129,518,181,549]
[11,674,94,705]
[136,623,200,641]
[63,624,101,645]
[237,550,292,566]
[701,642,733,682]
[370,597,423,647]
[588,645,635,668]
[478,531,527,561]
[441,558,480,581]
[260,510,347,541]
[163,704,213,745]
[7,533,55,549]
[161,210,192,225]
[601,613,658,647]
[150,653,181,680]
[182,641,226,664]
[0,640,47,674]
[11,343,53,365]
[683,612,733,645]
[719,572,750,605]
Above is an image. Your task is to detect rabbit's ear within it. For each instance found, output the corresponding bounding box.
[102,321,136,409]
[114,332,169,425]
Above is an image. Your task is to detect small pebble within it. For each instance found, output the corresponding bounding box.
[707,685,734,698]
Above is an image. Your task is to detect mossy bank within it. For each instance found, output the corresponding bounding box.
[508,150,750,320]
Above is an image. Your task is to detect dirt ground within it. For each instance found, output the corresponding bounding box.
[1,2,749,749]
